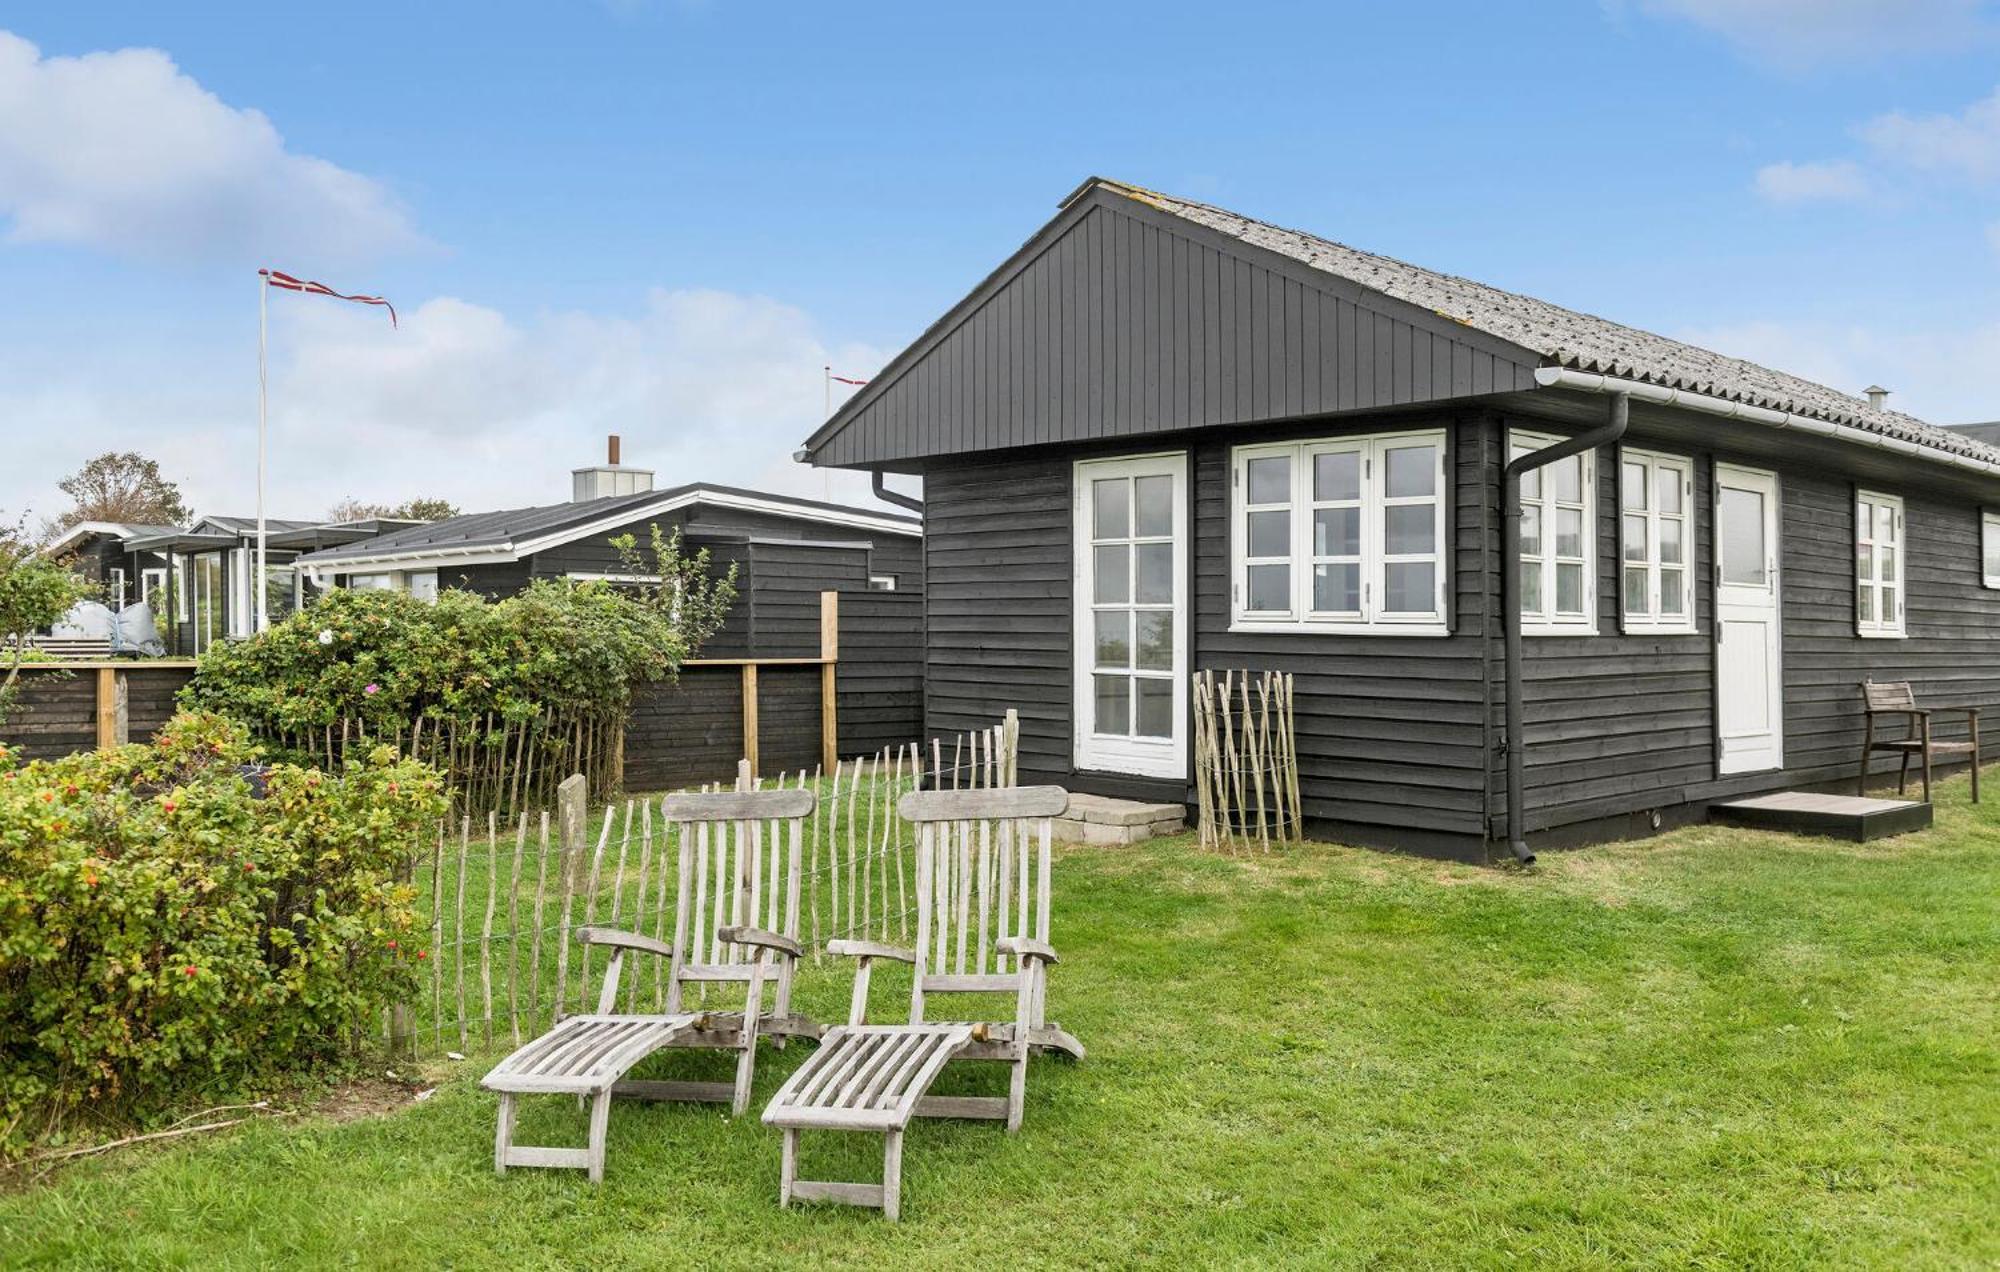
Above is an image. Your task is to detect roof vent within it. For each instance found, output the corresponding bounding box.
[571,433,655,502]
[1863,385,1890,411]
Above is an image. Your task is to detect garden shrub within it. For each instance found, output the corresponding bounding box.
[0,711,446,1155]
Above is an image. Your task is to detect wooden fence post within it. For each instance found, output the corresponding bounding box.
[742,664,761,778]
[820,590,839,773]
[94,667,128,750]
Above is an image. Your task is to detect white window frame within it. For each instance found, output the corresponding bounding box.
[1512,428,1597,636]
[1073,452,1188,780]
[407,570,439,602]
[1856,490,1905,638]
[868,575,898,592]
[1228,429,1449,636]
[107,566,127,610]
[140,567,166,611]
[1617,448,1696,635]
[1982,511,2000,590]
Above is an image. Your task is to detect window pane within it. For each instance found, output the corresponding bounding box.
[1093,545,1128,604]
[1246,563,1289,612]
[1661,568,1685,616]
[1551,455,1581,504]
[1248,510,1290,558]
[1659,519,1684,566]
[1556,562,1584,614]
[1134,475,1173,538]
[1093,478,1128,541]
[1093,611,1130,668]
[1312,563,1360,613]
[1520,505,1542,558]
[1247,455,1291,505]
[1719,487,1767,585]
[1556,508,1583,558]
[1093,676,1131,736]
[1858,543,1873,580]
[1520,561,1542,614]
[1657,467,1683,515]
[1384,504,1434,555]
[1881,586,1896,621]
[1986,521,2000,578]
[1875,502,1895,543]
[1879,546,1896,582]
[1624,566,1649,615]
[1314,507,1360,557]
[1135,679,1173,739]
[1622,462,1647,511]
[1622,514,1647,562]
[1314,451,1360,502]
[1135,542,1172,604]
[1135,611,1173,670]
[1518,462,1541,501]
[1384,445,1436,499]
[1384,562,1435,614]
[1858,585,1874,622]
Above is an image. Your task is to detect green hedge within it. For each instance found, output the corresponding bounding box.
[0,712,447,1155]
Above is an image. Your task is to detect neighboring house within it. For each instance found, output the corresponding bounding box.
[798,176,2000,858]
[294,448,927,762]
[45,515,421,654]
[1948,421,2000,448]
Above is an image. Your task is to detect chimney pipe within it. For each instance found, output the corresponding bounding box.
[1863,385,1889,411]
[608,434,622,466]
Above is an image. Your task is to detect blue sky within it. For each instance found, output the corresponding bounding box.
[2,1,1996,523]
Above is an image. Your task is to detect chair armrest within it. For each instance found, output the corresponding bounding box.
[825,939,916,964]
[996,936,1059,965]
[576,926,673,959]
[718,925,803,959]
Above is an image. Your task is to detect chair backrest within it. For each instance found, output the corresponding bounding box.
[660,787,815,1011]
[1863,679,1917,711]
[897,785,1069,1019]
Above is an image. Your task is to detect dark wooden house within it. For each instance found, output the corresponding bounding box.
[799,177,2000,859]
[295,469,926,768]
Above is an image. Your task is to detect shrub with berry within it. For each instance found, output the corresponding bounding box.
[0,711,446,1156]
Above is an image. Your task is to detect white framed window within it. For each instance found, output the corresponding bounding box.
[1983,511,2000,590]
[140,567,166,611]
[1229,429,1447,635]
[868,575,897,592]
[1512,429,1595,635]
[1074,452,1187,779]
[107,567,127,610]
[347,573,396,591]
[407,570,439,602]
[1856,490,1904,637]
[1618,449,1695,634]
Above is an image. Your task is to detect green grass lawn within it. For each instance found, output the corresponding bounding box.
[5,777,1996,1270]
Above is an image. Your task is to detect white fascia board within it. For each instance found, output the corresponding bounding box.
[39,521,137,557]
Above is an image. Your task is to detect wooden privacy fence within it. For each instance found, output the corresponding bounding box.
[398,713,1018,1056]
[0,661,196,760]
[1192,669,1302,852]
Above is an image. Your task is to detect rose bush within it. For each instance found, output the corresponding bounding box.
[0,712,446,1154]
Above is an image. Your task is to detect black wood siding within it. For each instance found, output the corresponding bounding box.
[814,197,1542,469]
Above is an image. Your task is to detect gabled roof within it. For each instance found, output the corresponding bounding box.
[40,521,183,556]
[296,483,921,572]
[193,515,319,537]
[1105,180,1987,463]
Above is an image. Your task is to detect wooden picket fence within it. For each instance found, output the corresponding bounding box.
[1192,669,1302,853]
[397,712,1018,1056]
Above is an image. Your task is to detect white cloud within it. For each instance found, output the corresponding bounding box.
[0,287,900,526]
[1858,87,2000,182]
[1634,0,1997,67]
[0,30,420,263]
[1753,159,1870,203]
[1674,317,2000,425]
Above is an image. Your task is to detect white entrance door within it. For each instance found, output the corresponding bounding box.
[1073,453,1188,779]
[1715,464,1783,775]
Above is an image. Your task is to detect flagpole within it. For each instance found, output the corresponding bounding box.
[256,271,268,635]
[822,365,832,501]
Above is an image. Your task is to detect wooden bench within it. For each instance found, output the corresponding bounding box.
[17,636,114,660]
[1858,680,1980,804]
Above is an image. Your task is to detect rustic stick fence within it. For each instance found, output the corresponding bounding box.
[395,712,1018,1057]
[1192,669,1302,852]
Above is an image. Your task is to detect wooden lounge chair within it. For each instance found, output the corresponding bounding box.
[1858,679,1981,804]
[761,784,1082,1220]
[483,786,818,1182]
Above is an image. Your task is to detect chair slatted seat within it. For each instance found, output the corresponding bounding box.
[762,785,1079,1221]
[483,785,817,1183]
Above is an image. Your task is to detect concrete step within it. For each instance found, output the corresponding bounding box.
[1053,793,1185,846]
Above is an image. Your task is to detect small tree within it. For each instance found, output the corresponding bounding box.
[0,524,92,722]
[609,524,739,654]
[41,452,191,539]
[326,496,459,523]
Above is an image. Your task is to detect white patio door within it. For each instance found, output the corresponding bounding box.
[1073,453,1188,779]
[1715,464,1783,775]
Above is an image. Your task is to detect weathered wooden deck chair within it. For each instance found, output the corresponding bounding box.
[483,787,817,1182]
[761,785,1083,1220]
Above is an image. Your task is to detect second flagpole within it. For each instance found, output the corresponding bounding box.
[255,270,269,635]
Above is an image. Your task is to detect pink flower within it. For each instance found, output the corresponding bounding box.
[363,683,380,696]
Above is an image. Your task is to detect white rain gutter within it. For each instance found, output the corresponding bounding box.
[1534,367,2000,481]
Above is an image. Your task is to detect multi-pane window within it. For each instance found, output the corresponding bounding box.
[1230,430,1447,634]
[1618,449,1695,633]
[1983,512,2000,590]
[1856,490,1904,637]
[1513,430,1594,634]
[1088,468,1178,740]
